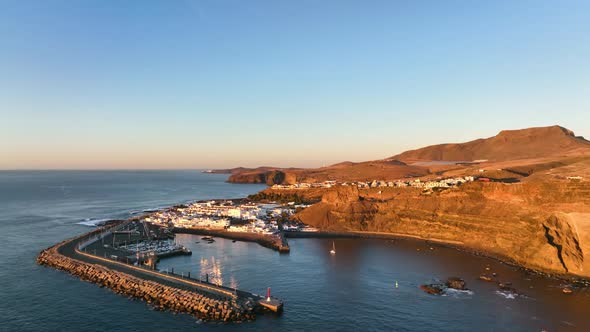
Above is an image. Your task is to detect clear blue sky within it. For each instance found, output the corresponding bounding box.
[1,0,589,169]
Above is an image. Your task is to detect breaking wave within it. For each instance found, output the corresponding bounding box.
[495,290,518,299]
[77,218,111,227]
[443,288,474,298]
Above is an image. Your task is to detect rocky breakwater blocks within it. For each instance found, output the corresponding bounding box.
[36,245,256,322]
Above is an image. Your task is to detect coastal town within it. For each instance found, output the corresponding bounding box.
[270,176,477,190]
[142,200,316,235]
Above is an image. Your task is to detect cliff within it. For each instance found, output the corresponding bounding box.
[228,170,298,185]
[293,178,590,279]
[219,125,590,279]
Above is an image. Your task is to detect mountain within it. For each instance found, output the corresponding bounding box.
[210,125,590,185]
[391,125,590,162]
[225,160,428,185]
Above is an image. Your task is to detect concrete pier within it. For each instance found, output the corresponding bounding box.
[255,287,283,313]
[258,297,284,312]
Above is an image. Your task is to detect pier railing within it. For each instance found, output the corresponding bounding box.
[78,230,114,250]
[77,221,128,250]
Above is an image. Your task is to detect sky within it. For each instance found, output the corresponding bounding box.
[1,0,589,169]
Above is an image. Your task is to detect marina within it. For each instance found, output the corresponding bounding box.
[43,218,284,321]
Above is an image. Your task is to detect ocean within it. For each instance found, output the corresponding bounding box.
[1,170,588,331]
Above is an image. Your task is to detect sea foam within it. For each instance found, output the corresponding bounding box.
[77,218,110,227]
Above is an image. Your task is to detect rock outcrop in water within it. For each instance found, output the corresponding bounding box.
[420,277,468,295]
[445,277,467,290]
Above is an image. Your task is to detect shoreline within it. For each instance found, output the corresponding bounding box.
[174,227,290,253]
[175,223,588,284]
[284,230,590,284]
[78,202,590,284]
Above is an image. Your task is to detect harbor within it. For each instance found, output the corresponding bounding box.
[79,219,193,265]
[174,227,291,253]
[38,218,284,322]
[130,199,298,252]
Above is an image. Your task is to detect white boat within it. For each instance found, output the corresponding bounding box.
[330,241,336,255]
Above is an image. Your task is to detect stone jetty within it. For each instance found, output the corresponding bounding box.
[37,227,260,322]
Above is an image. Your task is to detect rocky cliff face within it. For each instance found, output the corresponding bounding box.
[228,170,297,185]
[542,214,585,274]
[294,180,590,278]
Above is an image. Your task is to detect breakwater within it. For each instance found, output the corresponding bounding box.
[174,228,290,253]
[36,224,262,322]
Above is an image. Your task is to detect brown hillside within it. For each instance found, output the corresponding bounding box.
[292,178,590,278]
[227,160,429,184]
[391,125,590,162]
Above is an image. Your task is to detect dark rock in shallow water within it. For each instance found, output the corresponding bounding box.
[497,281,520,295]
[420,284,445,295]
[446,277,467,290]
[421,276,469,295]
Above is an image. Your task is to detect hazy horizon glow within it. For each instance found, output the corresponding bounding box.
[1,1,589,169]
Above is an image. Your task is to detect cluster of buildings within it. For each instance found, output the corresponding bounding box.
[357,176,476,189]
[226,219,277,234]
[143,201,296,235]
[271,176,476,191]
[271,181,337,190]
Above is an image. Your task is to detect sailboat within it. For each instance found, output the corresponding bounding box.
[330,241,336,255]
